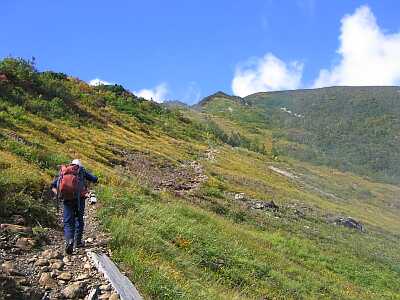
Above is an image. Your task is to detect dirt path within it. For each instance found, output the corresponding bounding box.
[0,197,120,300]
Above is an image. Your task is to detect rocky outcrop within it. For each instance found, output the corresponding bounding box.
[250,200,279,211]
[334,217,365,232]
[233,193,279,211]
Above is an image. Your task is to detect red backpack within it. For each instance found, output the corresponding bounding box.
[58,164,80,201]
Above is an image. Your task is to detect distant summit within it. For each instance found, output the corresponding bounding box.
[195,91,246,108]
[162,100,189,108]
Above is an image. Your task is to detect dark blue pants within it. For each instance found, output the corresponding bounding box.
[63,198,85,243]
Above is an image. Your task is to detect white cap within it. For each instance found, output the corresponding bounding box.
[71,159,82,167]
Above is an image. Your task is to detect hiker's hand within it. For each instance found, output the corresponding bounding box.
[52,187,57,195]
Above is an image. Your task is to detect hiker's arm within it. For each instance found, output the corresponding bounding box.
[85,171,98,183]
[51,178,58,195]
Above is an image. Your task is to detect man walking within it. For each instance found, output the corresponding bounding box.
[51,159,98,254]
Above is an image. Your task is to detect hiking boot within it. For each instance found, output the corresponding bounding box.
[75,240,85,248]
[65,239,74,255]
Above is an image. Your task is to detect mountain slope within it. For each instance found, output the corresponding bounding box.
[1,58,400,299]
[198,86,400,183]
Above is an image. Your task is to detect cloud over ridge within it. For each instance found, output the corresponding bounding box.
[134,83,168,103]
[232,53,303,97]
[89,78,112,86]
[313,5,400,88]
[232,5,400,97]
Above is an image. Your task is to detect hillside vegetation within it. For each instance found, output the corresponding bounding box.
[1,58,400,299]
[199,88,400,183]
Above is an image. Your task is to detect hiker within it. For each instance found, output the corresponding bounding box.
[51,159,98,254]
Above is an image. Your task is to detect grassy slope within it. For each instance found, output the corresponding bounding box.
[198,87,400,183]
[1,59,399,299]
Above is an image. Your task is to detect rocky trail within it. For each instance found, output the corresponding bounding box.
[0,197,122,300]
[0,149,215,300]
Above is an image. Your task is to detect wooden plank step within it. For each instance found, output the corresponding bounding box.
[87,251,143,300]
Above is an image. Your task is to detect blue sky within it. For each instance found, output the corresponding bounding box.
[1,1,400,103]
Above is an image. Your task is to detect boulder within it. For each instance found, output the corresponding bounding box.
[75,273,89,281]
[50,260,64,270]
[234,193,246,201]
[250,200,279,211]
[34,258,49,267]
[15,237,36,250]
[335,217,365,232]
[58,272,72,281]
[109,293,120,300]
[42,249,61,260]
[1,261,19,275]
[83,262,92,270]
[39,272,57,289]
[62,282,84,299]
[99,284,111,291]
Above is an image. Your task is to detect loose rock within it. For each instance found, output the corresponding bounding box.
[335,217,365,232]
[42,249,61,260]
[1,261,16,275]
[84,262,92,270]
[75,273,89,281]
[99,284,111,291]
[34,258,49,267]
[250,200,279,211]
[62,282,84,299]
[15,237,36,250]
[51,260,64,270]
[39,272,57,289]
[109,293,120,300]
[58,272,72,281]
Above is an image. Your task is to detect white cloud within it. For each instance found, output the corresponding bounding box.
[88,78,112,86]
[231,53,303,97]
[313,5,400,88]
[134,83,168,103]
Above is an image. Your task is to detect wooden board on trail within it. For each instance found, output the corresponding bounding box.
[88,251,142,300]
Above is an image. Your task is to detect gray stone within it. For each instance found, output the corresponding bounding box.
[99,284,111,291]
[34,258,49,267]
[334,217,365,232]
[42,249,61,259]
[109,293,120,300]
[84,262,92,270]
[39,272,57,289]
[58,272,72,281]
[15,237,36,250]
[1,261,16,275]
[75,273,89,281]
[51,260,64,270]
[62,282,84,299]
